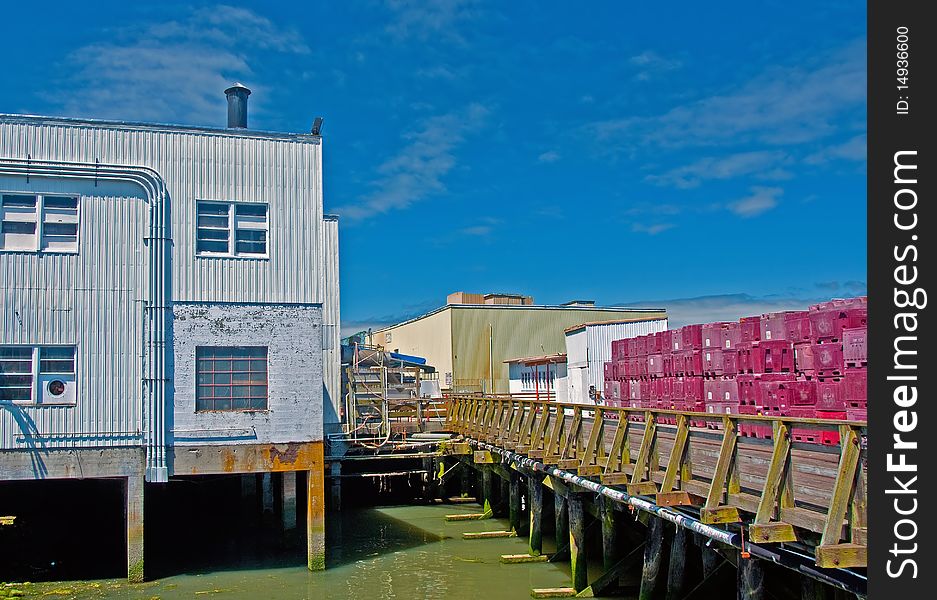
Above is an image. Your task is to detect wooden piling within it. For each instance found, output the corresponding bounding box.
[281,470,298,531]
[666,524,688,600]
[500,476,510,518]
[599,496,620,571]
[554,489,569,561]
[802,575,832,600]
[737,553,765,600]
[306,443,326,571]
[482,467,494,514]
[639,516,668,600]
[528,474,543,556]
[568,493,588,593]
[510,474,523,533]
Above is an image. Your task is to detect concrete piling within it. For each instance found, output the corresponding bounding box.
[124,475,144,583]
[528,474,543,556]
[568,493,587,593]
[307,467,326,571]
[281,471,298,531]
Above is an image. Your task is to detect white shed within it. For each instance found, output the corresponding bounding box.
[564,317,668,403]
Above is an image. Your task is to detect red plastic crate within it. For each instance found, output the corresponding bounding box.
[647,332,662,354]
[812,342,844,377]
[647,353,664,377]
[702,348,738,376]
[634,335,648,356]
[785,380,818,406]
[660,330,674,354]
[750,340,794,373]
[755,377,800,410]
[809,307,868,341]
[640,379,650,399]
[680,325,703,351]
[662,353,675,376]
[620,379,630,401]
[660,377,673,401]
[605,380,620,401]
[794,343,815,375]
[705,379,740,404]
[843,368,867,407]
[784,406,823,444]
[604,362,613,380]
[817,379,845,410]
[817,410,846,445]
[629,378,642,400]
[760,312,790,342]
[739,316,762,344]
[677,350,703,376]
[739,404,772,439]
[672,377,685,400]
[737,342,753,374]
[846,407,867,422]
[783,311,813,343]
[611,340,621,361]
[702,322,741,349]
[843,327,867,367]
[684,377,704,402]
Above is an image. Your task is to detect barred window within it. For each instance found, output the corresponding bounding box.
[196,201,268,257]
[1,194,79,253]
[195,346,268,411]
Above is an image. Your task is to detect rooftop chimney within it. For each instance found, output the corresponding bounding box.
[224,83,251,129]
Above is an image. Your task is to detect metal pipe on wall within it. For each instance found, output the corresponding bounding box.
[0,157,172,482]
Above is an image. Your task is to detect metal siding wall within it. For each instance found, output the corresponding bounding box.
[0,119,324,304]
[586,319,668,392]
[451,307,666,394]
[565,329,588,367]
[0,177,147,449]
[320,216,341,425]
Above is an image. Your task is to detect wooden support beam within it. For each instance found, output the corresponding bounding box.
[639,516,669,600]
[631,414,657,487]
[474,450,495,464]
[599,496,620,572]
[814,544,867,569]
[482,468,494,514]
[820,427,861,547]
[529,474,544,556]
[554,488,570,561]
[510,473,523,534]
[568,493,588,593]
[702,416,739,523]
[737,553,765,600]
[666,524,689,600]
[752,421,796,542]
[603,418,631,475]
[659,415,689,494]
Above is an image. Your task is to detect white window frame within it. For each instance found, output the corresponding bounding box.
[0,192,80,254]
[0,345,78,406]
[195,200,269,259]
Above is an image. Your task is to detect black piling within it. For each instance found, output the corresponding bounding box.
[528,475,543,556]
[737,553,765,600]
[568,493,588,593]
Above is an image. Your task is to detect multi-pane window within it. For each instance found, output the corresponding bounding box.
[195,346,268,411]
[196,201,268,257]
[0,345,77,404]
[0,194,79,253]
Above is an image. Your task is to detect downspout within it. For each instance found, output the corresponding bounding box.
[0,157,172,483]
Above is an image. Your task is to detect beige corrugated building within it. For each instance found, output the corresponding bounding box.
[371,293,666,393]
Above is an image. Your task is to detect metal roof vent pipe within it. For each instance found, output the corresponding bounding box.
[225,82,251,128]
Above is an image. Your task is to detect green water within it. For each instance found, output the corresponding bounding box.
[16,504,576,600]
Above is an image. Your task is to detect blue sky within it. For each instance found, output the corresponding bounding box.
[0,1,867,332]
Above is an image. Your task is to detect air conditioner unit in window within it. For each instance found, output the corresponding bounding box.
[38,373,77,404]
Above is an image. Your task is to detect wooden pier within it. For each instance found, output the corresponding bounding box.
[440,395,867,598]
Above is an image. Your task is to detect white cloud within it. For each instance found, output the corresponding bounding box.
[384,0,481,42]
[646,150,789,189]
[538,150,560,163]
[51,5,308,125]
[729,186,783,217]
[337,103,490,220]
[590,39,865,149]
[631,222,675,235]
[629,51,683,81]
[804,134,867,165]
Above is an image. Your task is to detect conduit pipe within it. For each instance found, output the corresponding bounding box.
[1,157,172,482]
[470,439,866,597]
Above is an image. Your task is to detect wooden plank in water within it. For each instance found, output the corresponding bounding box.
[446,511,492,521]
[464,530,517,539]
[501,553,549,563]
[446,496,478,504]
[531,587,577,598]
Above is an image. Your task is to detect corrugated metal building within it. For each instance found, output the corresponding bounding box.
[0,85,337,577]
[564,318,668,403]
[372,294,665,394]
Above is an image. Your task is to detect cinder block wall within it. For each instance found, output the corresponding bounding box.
[171,303,324,447]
